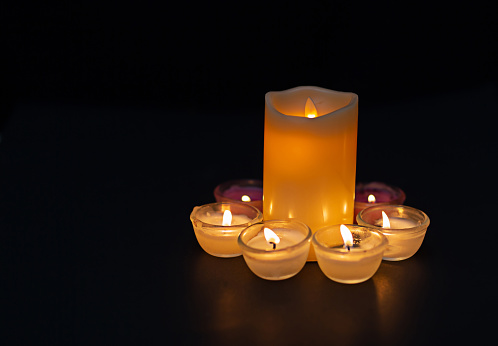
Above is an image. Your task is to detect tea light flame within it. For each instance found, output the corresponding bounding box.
[305,97,318,118]
[368,194,376,203]
[382,211,390,228]
[241,195,251,202]
[222,210,232,226]
[340,224,353,250]
[264,227,280,249]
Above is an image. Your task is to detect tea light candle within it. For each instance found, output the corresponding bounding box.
[312,224,388,284]
[356,205,430,261]
[238,220,312,280]
[354,182,406,223]
[190,202,263,258]
[214,179,263,211]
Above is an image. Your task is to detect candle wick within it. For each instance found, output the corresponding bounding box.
[346,244,351,251]
[270,242,276,250]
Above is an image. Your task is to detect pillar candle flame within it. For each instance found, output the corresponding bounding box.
[305,97,318,118]
[222,210,232,226]
[368,194,376,203]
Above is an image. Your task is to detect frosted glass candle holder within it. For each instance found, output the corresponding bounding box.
[312,224,388,284]
[356,205,430,261]
[238,220,312,280]
[190,202,263,258]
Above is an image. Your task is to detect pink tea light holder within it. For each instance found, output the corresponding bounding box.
[354,182,406,223]
[214,179,263,211]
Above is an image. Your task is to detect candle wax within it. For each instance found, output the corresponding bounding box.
[246,228,305,250]
[198,212,251,226]
[378,217,417,229]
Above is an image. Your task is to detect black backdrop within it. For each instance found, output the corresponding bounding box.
[2,1,498,344]
[5,2,496,110]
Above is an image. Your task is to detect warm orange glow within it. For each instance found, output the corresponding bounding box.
[241,195,251,202]
[368,194,376,203]
[222,210,232,226]
[382,211,390,228]
[305,97,318,118]
[340,224,353,248]
[264,87,358,261]
[264,227,280,245]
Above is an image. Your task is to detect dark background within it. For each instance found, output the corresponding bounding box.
[4,2,496,110]
[2,1,497,345]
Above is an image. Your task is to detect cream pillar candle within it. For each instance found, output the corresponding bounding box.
[264,86,358,261]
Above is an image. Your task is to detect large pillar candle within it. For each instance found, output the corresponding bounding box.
[263,86,358,261]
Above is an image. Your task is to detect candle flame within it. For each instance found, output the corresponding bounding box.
[305,97,318,118]
[382,211,390,228]
[264,227,280,245]
[222,210,232,226]
[241,195,251,202]
[340,224,353,248]
[368,194,376,203]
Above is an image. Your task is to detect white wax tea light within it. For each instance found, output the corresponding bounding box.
[190,202,263,258]
[357,205,430,261]
[384,217,417,229]
[238,220,312,280]
[246,227,305,250]
[382,210,418,229]
[201,210,251,227]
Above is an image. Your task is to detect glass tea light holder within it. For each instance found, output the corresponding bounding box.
[238,220,312,280]
[312,224,388,284]
[356,205,430,261]
[190,202,263,258]
[214,179,263,211]
[354,182,406,223]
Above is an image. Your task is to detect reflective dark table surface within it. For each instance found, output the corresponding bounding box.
[1,86,496,344]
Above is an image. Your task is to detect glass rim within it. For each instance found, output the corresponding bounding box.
[190,201,262,228]
[357,204,430,234]
[311,224,388,255]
